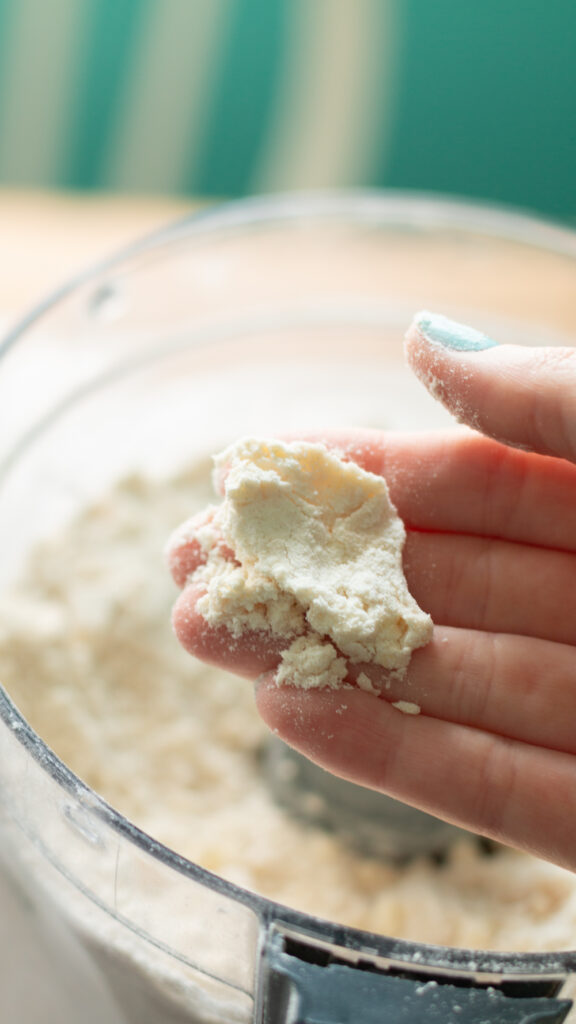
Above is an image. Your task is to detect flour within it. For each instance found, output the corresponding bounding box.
[179,437,432,690]
[2,463,576,955]
[392,700,421,715]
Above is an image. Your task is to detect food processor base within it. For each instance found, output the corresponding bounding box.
[257,926,572,1024]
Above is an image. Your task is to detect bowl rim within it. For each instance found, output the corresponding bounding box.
[3,186,576,357]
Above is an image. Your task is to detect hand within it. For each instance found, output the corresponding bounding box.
[169,312,576,871]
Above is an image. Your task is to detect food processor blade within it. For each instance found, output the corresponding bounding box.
[265,737,469,862]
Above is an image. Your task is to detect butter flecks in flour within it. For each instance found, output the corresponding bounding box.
[190,438,432,690]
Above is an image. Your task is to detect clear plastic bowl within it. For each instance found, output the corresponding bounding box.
[1,192,576,1024]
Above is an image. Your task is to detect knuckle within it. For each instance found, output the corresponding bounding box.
[528,348,576,459]
[472,735,518,840]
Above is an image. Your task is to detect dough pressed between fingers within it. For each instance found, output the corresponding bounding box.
[186,437,432,690]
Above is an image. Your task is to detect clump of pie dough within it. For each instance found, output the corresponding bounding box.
[182,437,432,690]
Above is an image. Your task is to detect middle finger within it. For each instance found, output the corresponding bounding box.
[404,530,576,646]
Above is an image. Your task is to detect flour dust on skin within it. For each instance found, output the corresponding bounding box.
[174,437,433,692]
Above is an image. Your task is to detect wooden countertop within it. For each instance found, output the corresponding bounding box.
[3,188,576,345]
[1,189,197,323]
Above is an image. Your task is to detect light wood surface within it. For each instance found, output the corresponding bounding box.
[3,189,576,345]
[0,189,196,323]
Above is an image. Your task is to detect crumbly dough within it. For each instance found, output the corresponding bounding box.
[183,438,432,689]
[392,700,421,715]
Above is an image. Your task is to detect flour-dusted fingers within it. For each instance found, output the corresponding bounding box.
[255,677,576,871]
[174,567,576,756]
[406,311,576,463]
[171,495,576,677]
[167,510,214,587]
[173,525,576,671]
[403,530,576,646]
[301,428,576,553]
[172,583,286,678]
[344,625,576,756]
[193,426,576,553]
[167,507,235,588]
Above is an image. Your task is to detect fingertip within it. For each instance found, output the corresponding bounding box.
[167,535,204,588]
[166,509,213,587]
[171,583,205,654]
[407,311,499,355]
[404,311,499,434]
[403,313,424,361]
[406,312,576,461]
[167,506,233,589]
[404,310,448,377]
[171,583,241,667]
[404,314,459,418]
[404,311,499,386]
[172,591,287,677]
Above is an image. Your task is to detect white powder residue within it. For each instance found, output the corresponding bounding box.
[185,438,433,690]
[1,464,576,954]
[392,700,421,715]
[355,672,381,695]
[276,634,349,690]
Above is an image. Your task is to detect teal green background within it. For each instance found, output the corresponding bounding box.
[0,0,574,222]
[189,0,291,197]
[384,1,576,220]
[61,0,150,189]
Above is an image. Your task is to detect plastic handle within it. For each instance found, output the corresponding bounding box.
[257,929,572,1024]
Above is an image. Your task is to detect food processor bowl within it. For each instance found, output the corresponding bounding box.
[1,192,576,1023]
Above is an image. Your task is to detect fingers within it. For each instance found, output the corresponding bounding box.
[168,462,576,669]
[172,583,285,677]
[172,525,576,669]
[167,508,235,588]
[174,565,576,756]
[167,431,576,568]
[255,678,576,869]
[360,625,576,756]
[404,531,576,646]
[405,311,576,464]
[296,429,576,553]
[167,512,210,588]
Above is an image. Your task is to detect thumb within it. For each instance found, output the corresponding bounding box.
[405,311,576,463]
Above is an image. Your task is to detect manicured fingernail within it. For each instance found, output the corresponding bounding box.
[414,311,499,352]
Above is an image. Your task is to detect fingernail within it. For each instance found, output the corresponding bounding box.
[414,311,499,352]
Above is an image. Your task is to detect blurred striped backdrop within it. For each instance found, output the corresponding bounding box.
[0,0,574,221]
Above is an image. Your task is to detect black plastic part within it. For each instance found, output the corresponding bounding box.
[257,930,573,1024]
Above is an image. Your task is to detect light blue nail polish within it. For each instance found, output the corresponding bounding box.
[416,311,499,352]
